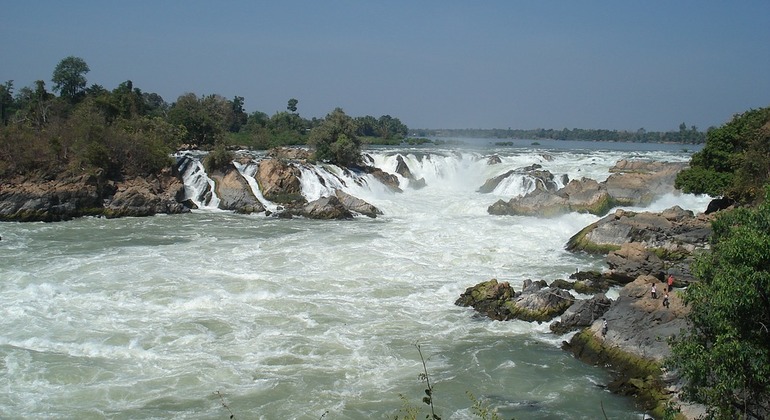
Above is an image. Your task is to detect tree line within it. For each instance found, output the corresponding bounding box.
[0,56,409,179]
[414,124,706,144]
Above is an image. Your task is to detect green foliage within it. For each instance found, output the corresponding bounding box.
[203,143,234,173]
[675,106,770,204]
[51,56,90,102]
[309,108,362,167]
[669,186,770,419]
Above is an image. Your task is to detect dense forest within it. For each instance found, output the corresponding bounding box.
[0,56,409,179]
[413,125,706,144]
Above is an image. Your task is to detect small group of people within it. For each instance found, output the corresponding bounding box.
[651,274,675,308]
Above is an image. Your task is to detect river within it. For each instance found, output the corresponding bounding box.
[0,140,709,419]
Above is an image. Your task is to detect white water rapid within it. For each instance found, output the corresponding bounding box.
[0,141,710,419]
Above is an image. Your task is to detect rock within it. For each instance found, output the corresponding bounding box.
[209,164,265,214]
[104,173,189,217]
[487,155,502,165]
[566,207,713,285]
[550,293,612,334]
[395,155,427,190]
[334,190,382,218]
[606,242,665,283]
[294,195,353,220]
[549,279,574,290]
[604,160,688,206]
[0,169,189,221]
[359,166,402,193]
[564,275,692,414]
[255,158,305,204]
[455,279,515,321]
[456,278,575,322]
[560,178,614,215]
[487,159,687,217]
[478,164,559,194]
[265,147,312,161]
[488,188,570,217]
[505,287,575,322]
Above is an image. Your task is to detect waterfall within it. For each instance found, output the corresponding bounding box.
[177,154,221,209]
[232,161,280,213]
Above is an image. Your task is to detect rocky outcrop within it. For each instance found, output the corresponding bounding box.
[103,171,189,217]
[292,195,353,220]
[0,169,188,222]
[358,165,402,193]
[334,190,381,218]
[549,293,612,334]
[265,147,312,161]
[605,160,688,207]
[563,275,704,417]
[566,206,713,284]
[488,159,687,217]
[255,158,305,205]
[455,278,575,322]
[394,155,426,189]
[478,164,559,194]
[209,164,265,214]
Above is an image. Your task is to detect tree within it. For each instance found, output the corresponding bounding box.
[51,56,90,102]
[0,80,14,125]
[309,107,361,166]
[669,186,770,419]
[287,98,298,113]
[675,106,770,204]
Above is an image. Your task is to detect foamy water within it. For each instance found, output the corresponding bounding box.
[0,142,709,419]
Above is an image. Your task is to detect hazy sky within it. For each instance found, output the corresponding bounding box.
[2,1,769,131]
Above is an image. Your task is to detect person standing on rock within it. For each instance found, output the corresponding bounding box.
[663,293,670,309]
[667,274,674,292]
[651,283,657,299]
[601,318,608,338]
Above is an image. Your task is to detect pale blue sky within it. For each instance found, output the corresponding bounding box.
[2,1,769,131]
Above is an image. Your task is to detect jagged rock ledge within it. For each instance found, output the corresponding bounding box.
[487,159,688,217]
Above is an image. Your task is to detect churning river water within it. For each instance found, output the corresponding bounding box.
[0,140,709,419]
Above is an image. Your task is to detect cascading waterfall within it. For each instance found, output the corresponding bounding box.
[232,160,280,213]
[178,154,221,209]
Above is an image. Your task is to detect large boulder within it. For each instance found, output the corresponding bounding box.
[604,160,688,206]
[504,285,575,322]
[549,293,612,334]
[294,195,353,220]
[209,164,265,214]
[455,278,575,322]
[455,278,515,321]
[560,177,614,215]
[104,171,189,217]
[256,158,305,205]
[394,155,426,190]
[478,164,559,194]
[334,190,382,218]
[488,188,569,217]
[606,242,665,284]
